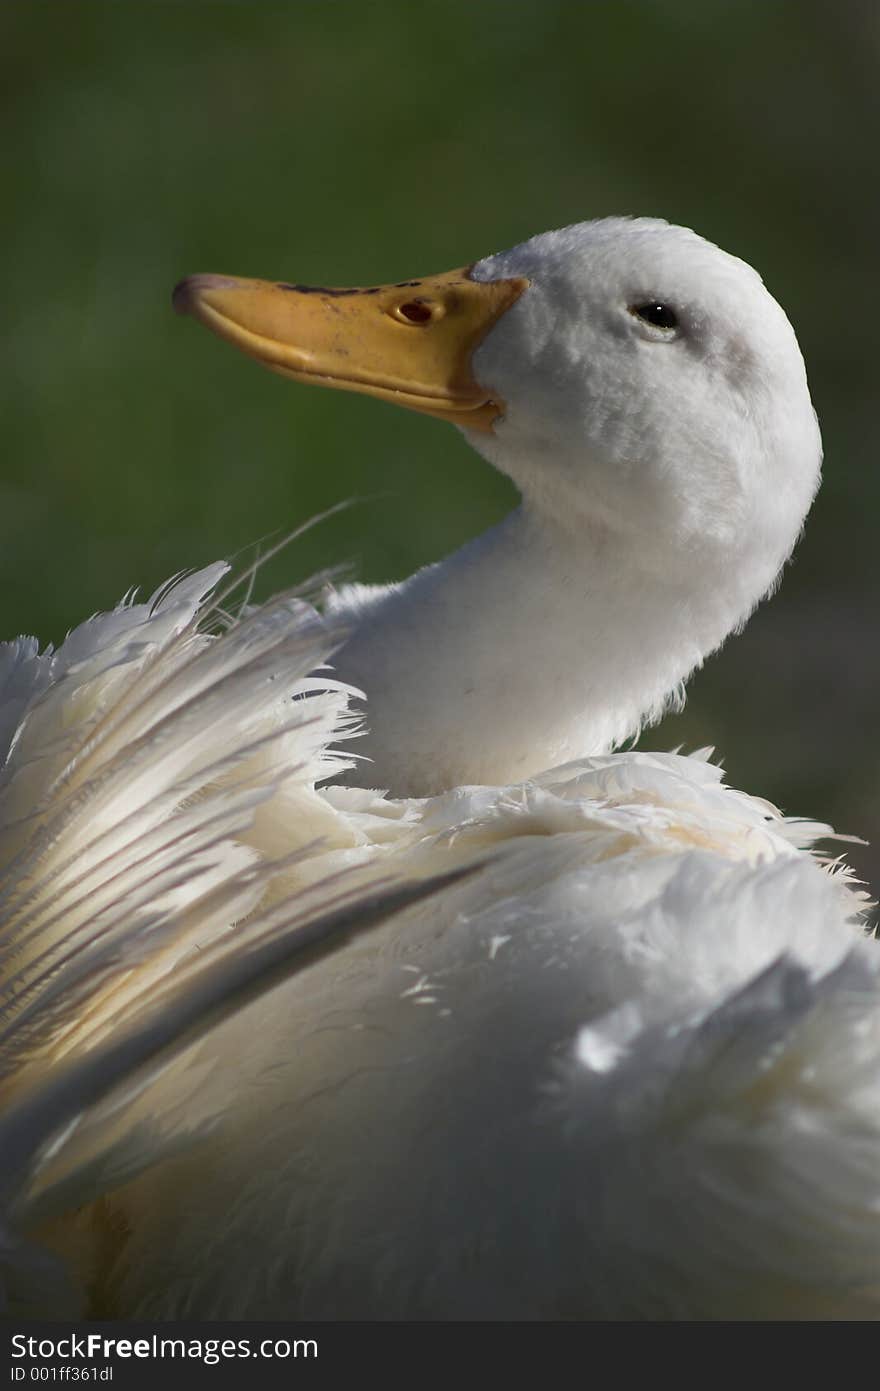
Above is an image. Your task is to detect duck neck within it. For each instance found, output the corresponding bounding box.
[331,501,753,797]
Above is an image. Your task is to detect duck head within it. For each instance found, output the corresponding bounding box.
[175,215,821,593]
[468,218,821,584]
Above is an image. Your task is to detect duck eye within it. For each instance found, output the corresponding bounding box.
[630,302,679,331]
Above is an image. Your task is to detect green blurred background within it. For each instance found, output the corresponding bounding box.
[4,0,879,891]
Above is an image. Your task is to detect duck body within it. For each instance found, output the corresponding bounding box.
[108,767,877,1322]
[2,217,878,1320]
[2,565,874,1321]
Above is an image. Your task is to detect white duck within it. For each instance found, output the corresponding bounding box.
[1,218,879,1321]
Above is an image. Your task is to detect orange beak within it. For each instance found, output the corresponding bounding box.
[173,264,528,432]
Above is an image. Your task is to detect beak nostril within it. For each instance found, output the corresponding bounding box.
[396,301,433,325]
